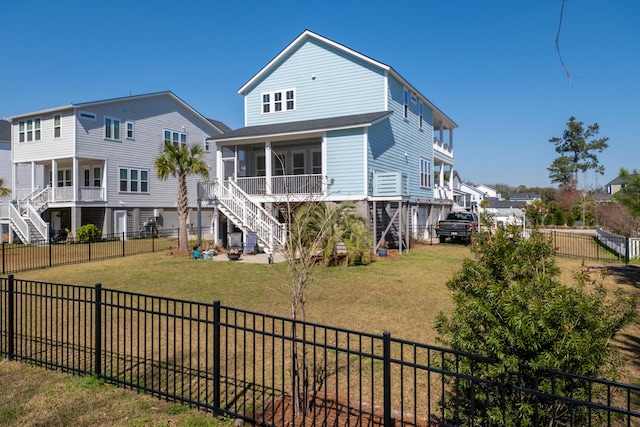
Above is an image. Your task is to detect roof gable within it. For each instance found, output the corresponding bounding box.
[7,91,228,135]
[237,30,457,131]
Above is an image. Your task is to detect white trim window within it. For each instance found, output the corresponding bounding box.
[418,101,424,129]
[403,88,409,119]
[104,116,121,140]
[164,129,187,147]
[83,167,102,187]
[19,118,41,142]
[54,115,61,138]
[119,167,149,193]
[204,138,210,152]
[126,121,135,139]
[261,88,296,114]
[420,158,432,188]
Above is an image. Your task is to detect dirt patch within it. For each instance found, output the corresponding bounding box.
[251,394,437,426]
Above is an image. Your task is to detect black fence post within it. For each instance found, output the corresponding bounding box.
[7,274,15,360]
[49,237,53,268]
[94,283,102,378]
[1,241,5,275]
[122,232,126,257]
[88,240,91,262]
[152,230,155,253]
[625,237,630,265]
[213,300,221,414]
[383,331,392,427]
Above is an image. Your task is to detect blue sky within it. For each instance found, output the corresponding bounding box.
[1,0,638,189]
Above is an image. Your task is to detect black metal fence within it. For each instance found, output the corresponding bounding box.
[1,230,177,274]
[429,225,633,264]
[1,276,638,426]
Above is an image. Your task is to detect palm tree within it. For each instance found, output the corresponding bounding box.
[155,142,209,253]
[0,178,10,197]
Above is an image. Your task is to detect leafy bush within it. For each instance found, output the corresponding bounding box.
[76,224,101,243]
[434,226,637,426]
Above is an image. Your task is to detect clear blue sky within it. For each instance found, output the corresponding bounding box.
[2,0,638,189]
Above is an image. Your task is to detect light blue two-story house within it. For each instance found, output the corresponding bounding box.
[200,30,457,252]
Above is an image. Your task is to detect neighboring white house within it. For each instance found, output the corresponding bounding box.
[475,184,500,199]
[200,30,458,252]
[1,92,229,244]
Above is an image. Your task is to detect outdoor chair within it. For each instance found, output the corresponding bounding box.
[227,232,243,261]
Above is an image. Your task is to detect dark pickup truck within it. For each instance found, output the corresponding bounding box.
[435,211,479,244]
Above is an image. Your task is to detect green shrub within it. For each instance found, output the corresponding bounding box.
[76,224,101,243]
[434,227,637,426]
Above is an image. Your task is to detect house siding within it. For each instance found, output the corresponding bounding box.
[244,39,386,127]
[12,110,75,163]
[73,95,218,209]
[367,78,434,200]
[325,128,365,196]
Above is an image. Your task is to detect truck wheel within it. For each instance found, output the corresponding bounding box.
[439,236,446,244]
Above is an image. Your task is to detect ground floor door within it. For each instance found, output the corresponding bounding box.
[114,210,127,239]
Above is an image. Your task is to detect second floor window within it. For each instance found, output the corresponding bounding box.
[126,121,134,139]
[418,102,424,129]
[19,119,41,142]
[403,89,409,119]
[54,115,61,138]
[262,88,296,114]
[420,158,431,188]
[105,117,121,140]
[164,130,187,147]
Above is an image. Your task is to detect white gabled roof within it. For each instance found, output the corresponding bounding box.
[238,29,457,131]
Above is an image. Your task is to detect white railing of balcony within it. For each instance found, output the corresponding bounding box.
[236,177,267,195]
[78,187,105,202]
[54,187,75,201]
[16,187,40,203]
[271,174,323,195]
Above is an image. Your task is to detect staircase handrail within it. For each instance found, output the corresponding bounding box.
[213,179,287,251]
[30,185,52,213]
[27,204,49,241]
[7,202,30,244]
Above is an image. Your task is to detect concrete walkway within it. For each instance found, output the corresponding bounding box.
[201,251,285,264]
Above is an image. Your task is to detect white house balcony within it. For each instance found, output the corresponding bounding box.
[433,137,453,159]
[236,174,324,196]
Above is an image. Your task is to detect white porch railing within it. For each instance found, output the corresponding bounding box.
[54,187,75,201]
[236,174,324,196]
[78,187,105,202]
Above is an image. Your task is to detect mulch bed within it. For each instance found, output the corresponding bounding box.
[250,394,438,426]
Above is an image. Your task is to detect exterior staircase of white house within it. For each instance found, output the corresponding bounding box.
[0,186,51,245]
[198,179,286,254]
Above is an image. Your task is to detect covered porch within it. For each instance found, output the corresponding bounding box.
[217,139,326,198]
[13,157,107,207]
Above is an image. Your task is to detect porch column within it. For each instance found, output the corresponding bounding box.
[439,161,444,187]
[11,162,17,197]
[71,206,81,235]
[216,145,223,182]
[439,121,444,144]
[213,200,220,246]
[72,157,79,202]
[31,161,36,191]
[51,160,58,202]
[449,166,454,191]
[265,141,272,195]
[449,128,454,152]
